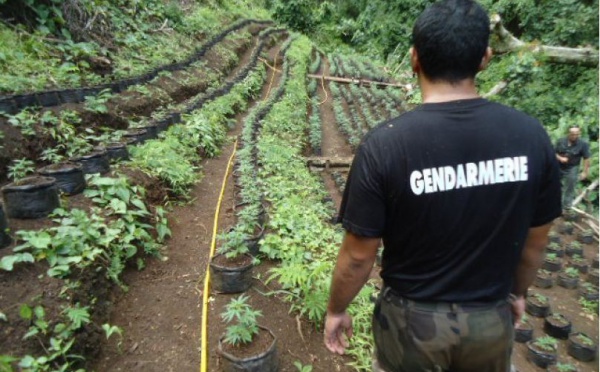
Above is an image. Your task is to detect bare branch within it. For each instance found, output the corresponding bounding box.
[483,81,508,98]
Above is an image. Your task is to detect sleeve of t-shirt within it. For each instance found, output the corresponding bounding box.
[531,132,562,227]
[582,141,591,159]
[338,143,386,237]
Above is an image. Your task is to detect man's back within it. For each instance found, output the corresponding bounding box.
[339,98,560,302]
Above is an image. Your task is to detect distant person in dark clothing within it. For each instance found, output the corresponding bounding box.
[555,126,590,209]
[323,1,562,371]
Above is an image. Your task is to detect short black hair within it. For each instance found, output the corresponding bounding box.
[412,0,490,83]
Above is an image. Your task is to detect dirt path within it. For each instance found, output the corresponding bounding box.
[92,31,266,372]
[316,57,353,210]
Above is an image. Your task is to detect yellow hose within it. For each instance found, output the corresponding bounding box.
[200,139,238,372]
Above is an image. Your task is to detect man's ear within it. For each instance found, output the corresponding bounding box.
[410,47,420,74]
[479,47,493,71]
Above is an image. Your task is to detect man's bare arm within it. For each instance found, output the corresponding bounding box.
[327,232,380,314]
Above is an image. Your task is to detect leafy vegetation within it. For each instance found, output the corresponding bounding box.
[221,294,262,346]
[0,1,269,93]
[532,336,558,352]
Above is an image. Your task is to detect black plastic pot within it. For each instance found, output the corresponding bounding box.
[578,285,599,301]
[37,162,85,195]
[567,332,597,362]
[543,314,571,339]
[579,233,594,245]
[156,118,170,133]
[245,226,265,256]
[104,142,130,161]
[71,150,110,175]
[13,94,38,109]
[117,80,129,92]
[526,296,551,318]
[1,176,60,219]
[58,89,82,104]
[526,340,557,368]
[123,128,149,145]
[83,87,101,97]
[587,269,599,284]
[543,258,562,272]
[143,124,159,140]
[0,98,16,115]
[534,271,554,289]
[559,223,574,235]
[557,273,579,289]
[35,91,60,107]
[209,254,253,293]
[571,260,589,274]
[546,245,565,257]
[218,326,278,372]
[566,244,583,257]
[514,322,533,343]
[0,202,12,249]
[169,112,181,125]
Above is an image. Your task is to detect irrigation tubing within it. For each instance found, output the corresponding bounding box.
[199,139,237,372]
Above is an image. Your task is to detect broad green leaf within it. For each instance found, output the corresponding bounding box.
[19,304,32,320]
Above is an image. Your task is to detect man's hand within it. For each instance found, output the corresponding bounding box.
[509,295,526,328]
[324,311,353,355]
[580,171,588,180]
[557,155,568,164]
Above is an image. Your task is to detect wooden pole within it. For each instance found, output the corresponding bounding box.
[306,74,409,89]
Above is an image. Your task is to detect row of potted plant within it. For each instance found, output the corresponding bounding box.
[0,19,273,114]
[255,37,377,370]
[0,26,285,224]
[206,35,299,372]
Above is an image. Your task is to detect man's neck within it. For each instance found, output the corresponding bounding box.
[419,76,480,104]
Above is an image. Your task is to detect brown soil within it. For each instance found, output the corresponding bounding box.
[211,253,252,267]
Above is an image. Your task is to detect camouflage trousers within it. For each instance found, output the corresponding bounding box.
[372,287,514,372]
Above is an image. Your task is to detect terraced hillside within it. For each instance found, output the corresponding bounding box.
[0,2,598,372]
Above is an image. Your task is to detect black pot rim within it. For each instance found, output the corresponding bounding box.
[526,339,557,355]
[217,325,276,362]
[569,332,597,348]
[71,149,108,161]
[106,142,127,149]
[124,128,148,136]
[210,253,253,272]
[38,162,82,175]
[2,176,56,192]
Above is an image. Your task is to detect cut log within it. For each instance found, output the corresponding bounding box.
[490,14,598,66]
[305,156,354,169]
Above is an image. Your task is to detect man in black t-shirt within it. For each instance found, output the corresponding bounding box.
[555,126,590,209]
[323,1,561,371]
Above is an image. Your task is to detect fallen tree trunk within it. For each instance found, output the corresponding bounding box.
[490,14,598,66]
